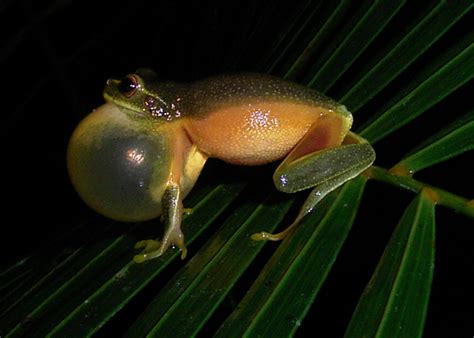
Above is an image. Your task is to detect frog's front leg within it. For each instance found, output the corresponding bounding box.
[252,120,375,241]
[133,136,207,263]
[134,183,187,262]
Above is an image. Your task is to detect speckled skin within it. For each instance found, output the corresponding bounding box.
[184,73,351,165]
[187,73,341,113]
[69,69,374,261]
[103,70,351,166]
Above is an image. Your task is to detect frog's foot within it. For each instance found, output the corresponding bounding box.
[134,239,161,263]
[251,220,299,242]
[135,239,161,252]
[134,229,188,263]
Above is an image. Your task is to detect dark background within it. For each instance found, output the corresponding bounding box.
[1,1,472,336]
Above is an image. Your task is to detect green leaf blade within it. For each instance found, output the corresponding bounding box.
[46,182,246,337]
[216,176,367,337]
[257,0,316,73]
[144,192,294,337]
[341,1,472,111]
[124,191,265,337]
[4,236,132,337]
[265,1,324,75]
[282,1,350,80]
[345,193,435,338]
[307,0,406,92]
[394,110,474,174]
[360,42,474,144]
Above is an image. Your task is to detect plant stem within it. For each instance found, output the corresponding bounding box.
[365,166,474,219]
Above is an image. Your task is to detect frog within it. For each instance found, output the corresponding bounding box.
[67,68,375,263]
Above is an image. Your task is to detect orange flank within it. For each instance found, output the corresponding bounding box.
[185,101,343,166]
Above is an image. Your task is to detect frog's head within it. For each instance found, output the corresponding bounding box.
[103,68,181,122]
[67,102,174,222]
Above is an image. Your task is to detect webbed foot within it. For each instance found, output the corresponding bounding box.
[134,230,188,263]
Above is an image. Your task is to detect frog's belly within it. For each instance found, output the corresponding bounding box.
[186,102,326,165]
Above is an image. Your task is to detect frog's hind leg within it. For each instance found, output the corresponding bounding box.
[252,125,375,241]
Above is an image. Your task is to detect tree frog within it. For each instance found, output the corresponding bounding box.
[67,68,375,262]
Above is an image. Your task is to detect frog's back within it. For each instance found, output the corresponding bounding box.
[184,73,352,165]
[188,73,342,113]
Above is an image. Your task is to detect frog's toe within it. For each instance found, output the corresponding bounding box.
[160,233,188,260]
[251,231,285,241]
[133,240,162,263]
[133,252,151,264]
[251,221,298,242]
[134,239,160,252]
[133,235,188,263]
[160,226,188,259]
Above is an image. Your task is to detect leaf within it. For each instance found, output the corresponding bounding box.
[282,1,355,80]
[0,222,119,333]
[0,182,245,337]
[344,192,435,338]
[306,0,406,92]
[215,176,367,337]
[133,192,294,337]
[367,166,474,219]
[391,110,474,174]
[47,182,245,337]
[123,194,265,337]
[264,1,325,74]
[136,193,290,337]
[340,1,473,112]
[360,41,474,144]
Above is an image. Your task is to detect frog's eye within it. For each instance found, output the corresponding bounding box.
[119,75,139,97]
